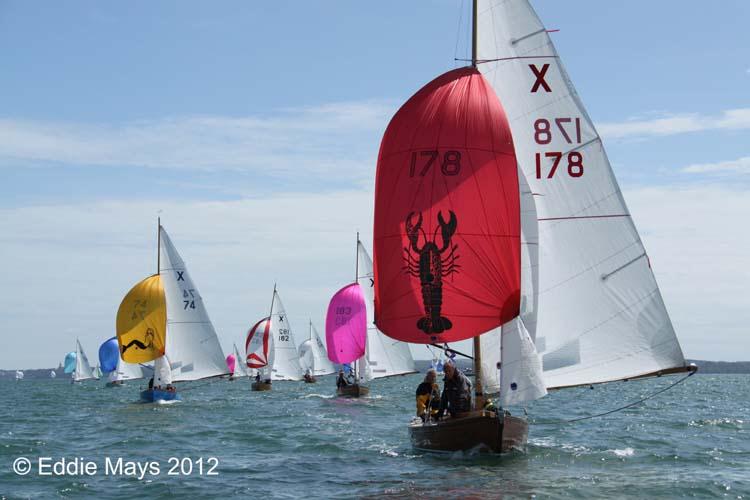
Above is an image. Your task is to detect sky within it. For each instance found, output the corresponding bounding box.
[1,0,748,368]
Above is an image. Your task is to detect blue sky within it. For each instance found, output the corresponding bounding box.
[1,0,748,368]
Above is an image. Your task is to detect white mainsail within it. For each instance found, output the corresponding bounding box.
[109,356,146,382]
[74,339,96,381]
[15,370,23,380]
[232,343,250,378]
[477,0,687,388]
[159,227,229,382]
[50,370,56,379]
[269,290,304,381]
[300,322,335,376]
[357,242,417,379]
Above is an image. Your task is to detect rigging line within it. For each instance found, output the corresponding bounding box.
[565,370,696,423]
[454,0,466,67]
[178,375,229,392]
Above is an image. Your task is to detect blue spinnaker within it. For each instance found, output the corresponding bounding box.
[99,337,120,373]
[63,352,76,374]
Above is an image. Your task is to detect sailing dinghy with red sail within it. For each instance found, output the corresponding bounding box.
[373,0,695,454]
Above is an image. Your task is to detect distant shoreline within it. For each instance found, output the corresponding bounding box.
[3,359,749,379]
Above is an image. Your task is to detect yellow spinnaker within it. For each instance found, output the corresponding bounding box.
[116,274,167,364]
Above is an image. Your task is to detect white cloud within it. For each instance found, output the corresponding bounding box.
[681,155,750,175]
[0,100,395,181]
[598,108,750,140]
[627,184,750,361]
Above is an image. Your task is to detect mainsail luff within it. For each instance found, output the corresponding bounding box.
[476,0,689,389]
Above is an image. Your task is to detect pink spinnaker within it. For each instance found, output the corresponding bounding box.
[226,353,236,374]
[325,283,367,364]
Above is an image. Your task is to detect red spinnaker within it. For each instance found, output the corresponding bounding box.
[245,317,271,369]
[373,67,521,344]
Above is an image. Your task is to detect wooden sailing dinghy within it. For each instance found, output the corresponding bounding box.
[247,285,305,391]
[116,221,229,402]
[375,0,696,453]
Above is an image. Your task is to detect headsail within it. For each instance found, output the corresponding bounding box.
[357,243,417,378]
[373,67,522,345]
[480,173,546,402]
[477,0,688,388]
[159,227,229,382]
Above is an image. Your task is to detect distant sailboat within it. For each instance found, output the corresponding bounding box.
[63,352,76,377]
[99,336,146,387]
[326,235,417,397]
[247,285,304,391]
[15,370,23,381]
[116,221,228,402]
[231,343,250,379]
[50,370,56,379]
[299,320,335,383]
[356,240,417,380]
[71,339,97,383]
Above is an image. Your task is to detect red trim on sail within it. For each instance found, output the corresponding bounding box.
[246,317,270,369]
[373,67,521,344]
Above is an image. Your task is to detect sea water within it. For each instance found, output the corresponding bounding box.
[0,374,747,498]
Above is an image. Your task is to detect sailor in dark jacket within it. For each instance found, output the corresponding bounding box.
[437,360,472,418]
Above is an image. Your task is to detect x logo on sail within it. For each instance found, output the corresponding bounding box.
[529,64,551,93]
[176,271,185,281]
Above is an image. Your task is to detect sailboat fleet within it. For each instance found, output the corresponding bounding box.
[38,0,695,455]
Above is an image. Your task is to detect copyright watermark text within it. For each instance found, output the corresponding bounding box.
[11,456,219,479]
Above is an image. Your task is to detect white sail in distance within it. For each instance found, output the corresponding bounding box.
[477,0,688,389]
[110,356,147,382]
[160,226,229,382]
[299,322,336,376]
[357,242,417,379]
[233,343,249,378]
[74,339,96,381]
[269,290,304,381]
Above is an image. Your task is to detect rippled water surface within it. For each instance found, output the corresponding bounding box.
[1,374,748,498]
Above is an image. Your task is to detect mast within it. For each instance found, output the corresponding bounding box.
[470,0,485,411]
[355,232,360,281]
[157,216,161,275]
[269,283,277,319]
[471,0,478,67]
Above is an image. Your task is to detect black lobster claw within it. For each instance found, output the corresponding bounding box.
[437,210,457,251]
[405,211,423,252]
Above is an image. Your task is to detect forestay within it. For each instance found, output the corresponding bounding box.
[160,227,228,382]
[357,243,417,378]
[477,0,687,388]
[268,290,304,381]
